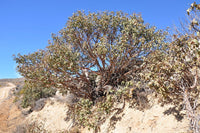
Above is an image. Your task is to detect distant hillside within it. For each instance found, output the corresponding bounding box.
[0,78,24,87]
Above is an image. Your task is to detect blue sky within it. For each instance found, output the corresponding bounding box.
[0,0,195,79]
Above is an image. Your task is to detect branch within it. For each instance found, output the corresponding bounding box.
[190,67,198,89]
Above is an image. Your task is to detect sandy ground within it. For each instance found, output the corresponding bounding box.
[26,97,72,132]
[0,83,190,133]
[27,96,190,133]
[0,83,24,133]
[80,103,190,133]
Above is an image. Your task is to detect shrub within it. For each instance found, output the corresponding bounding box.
[20,81,56,108]
[14,122,48,133]
[142,2,200,132]
[14,11,167,102]
[67,80,148,131]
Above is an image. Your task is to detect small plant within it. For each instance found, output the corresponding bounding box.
[98,95,114,114]
[14,122,48,133]
[18,81,56,108]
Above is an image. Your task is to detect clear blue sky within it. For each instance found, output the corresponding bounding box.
[0,0,195,79]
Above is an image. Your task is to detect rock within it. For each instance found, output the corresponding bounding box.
[21,106,32,115]
[54,90,78,106]
[14,125,26,133]
[31,98,46,111]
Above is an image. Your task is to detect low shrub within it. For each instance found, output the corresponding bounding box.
[14,122,48,133]
[67,80,150,131]
[19,81,56,108]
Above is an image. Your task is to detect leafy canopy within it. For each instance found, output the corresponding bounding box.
[14,11,166,101]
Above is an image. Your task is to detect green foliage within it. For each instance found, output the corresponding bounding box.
[70,95,114,131]
[14,11,166,101]
[68,80,140,131]
[73,98,95,129]
[20,81,56,108]
[98,95,115,114]
[140,3,200,132]
[141,4,200,104]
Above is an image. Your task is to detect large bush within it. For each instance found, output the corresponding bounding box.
[14,11,166,101]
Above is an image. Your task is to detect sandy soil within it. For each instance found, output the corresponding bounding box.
[0,83,24,133]
[26,96,190,133]
[80,103,190,133]
[26,97,72,132]
[0,83,190,133]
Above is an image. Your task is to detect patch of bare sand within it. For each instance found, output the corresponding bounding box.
[112,104,189,133]
[26,98,72,132]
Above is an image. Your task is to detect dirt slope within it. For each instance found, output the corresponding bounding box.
[0,83,190,133]
[26,98,72,132]
[80,103,190,133]
[0,83,24,133]
[26,97,190,133]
